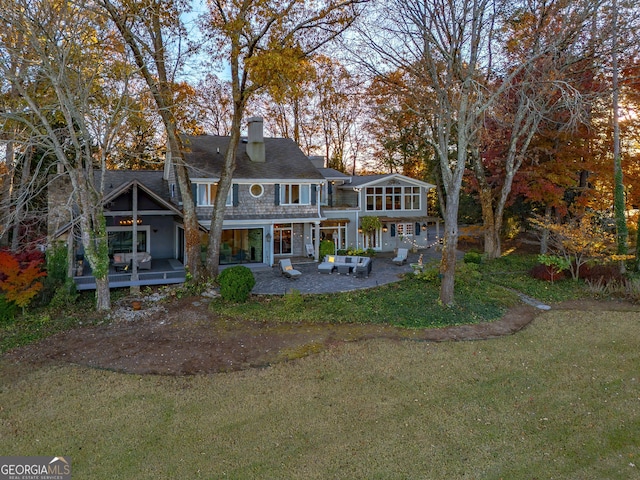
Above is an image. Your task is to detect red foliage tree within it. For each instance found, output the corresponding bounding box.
[0,249,46,309]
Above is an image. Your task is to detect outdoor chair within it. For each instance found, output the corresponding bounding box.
[279,258,302,279]
[392,248,409,265]
[305,243,315,258]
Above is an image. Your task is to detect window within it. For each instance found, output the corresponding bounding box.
[280,184,311,205]
[365,186,421,211]
[397,223,414,236]
[250,184,264,198]
[196,183,233,207]
[274,224,292,254]
[319,222,347,250]
[107,226,150,255]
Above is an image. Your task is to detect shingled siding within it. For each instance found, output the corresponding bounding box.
[196,183,318,220]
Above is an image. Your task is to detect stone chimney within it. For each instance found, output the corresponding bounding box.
[246,117,265,162]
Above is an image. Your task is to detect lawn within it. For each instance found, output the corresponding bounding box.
[1,308,639,479]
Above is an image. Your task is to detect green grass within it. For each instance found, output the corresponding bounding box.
[1,310,639,479]
[210,275,516,328]
[211,253,592,328]
[478,254,591,303]
[0,291,101,353]
[1,254,596,354]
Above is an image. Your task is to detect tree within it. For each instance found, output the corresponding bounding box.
[531,212,616,280]
[313,56,365,174]
[99,0,205,279]
[469,0,602,259]
[611,0,628,259]
[201,0,367,277]
[356,0,509,305]
[0,0,136,310]
[194,74,234,136]
[0,249,45,310]
[365,70,434,179]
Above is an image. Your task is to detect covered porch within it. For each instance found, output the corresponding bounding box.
[74,258,186,291]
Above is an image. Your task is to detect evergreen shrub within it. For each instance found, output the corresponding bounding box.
[217,266,255,303]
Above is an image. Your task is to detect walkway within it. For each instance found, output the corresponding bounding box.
[251,248,444,295]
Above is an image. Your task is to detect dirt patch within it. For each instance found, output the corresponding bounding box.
[5,290,638,376]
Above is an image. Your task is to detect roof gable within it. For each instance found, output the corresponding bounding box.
[340,173,436,190]
[98,170,181,215]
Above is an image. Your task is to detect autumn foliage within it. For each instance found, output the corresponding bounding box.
[530,213,617,280]
[0,249,46,308]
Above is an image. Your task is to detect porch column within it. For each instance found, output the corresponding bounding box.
[130,183,139,294]
[314,221,320,260]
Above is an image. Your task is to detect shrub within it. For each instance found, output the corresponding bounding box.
[0,294,17,324]
[463,251,483,264]
[46,242,68,284]
[414,265,441,283]
[217,266,256,303]
[319,240,335,258]
[530,264,568,282]
[579,263,624,283]
[0,249,46,309]
[284,289,304,308]
[533,254,571,283]
[48,279,79,310]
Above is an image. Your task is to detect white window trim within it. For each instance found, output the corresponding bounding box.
[280,184,311,205]
[250,183,264,198]
[196,182,233,207]
[397,223,414,237]
[365,185,421,212]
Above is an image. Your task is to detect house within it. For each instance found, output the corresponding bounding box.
[48,171,194,290]
[312,158,439,254]
[50,117,437,290]
[170,117,327,267]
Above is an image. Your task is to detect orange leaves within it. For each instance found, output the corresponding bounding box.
[530,213,617,279]
[0,250,46,309]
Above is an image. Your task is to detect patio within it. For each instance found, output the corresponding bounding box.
[251,249,443,295]
[72,248,448,294]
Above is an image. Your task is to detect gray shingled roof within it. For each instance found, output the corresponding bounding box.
[97,170,172,204]
[183,135,325,181]
[341,174,388,188]
[318,167,351,181]
[339,174,436,189]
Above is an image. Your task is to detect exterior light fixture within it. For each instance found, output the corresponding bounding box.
[382,224,388,232]
[422,223,427,231]
[119,217,142,226]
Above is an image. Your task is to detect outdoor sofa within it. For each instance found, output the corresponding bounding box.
[317,255,373,278]
[112,251,152,271]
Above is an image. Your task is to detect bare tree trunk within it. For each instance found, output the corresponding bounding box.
[539,205,552,254]
[440,198,460,304]
[611,0,627,260]
[10,147,32,252]
[205,95,244,277]
[101,0,203,279]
